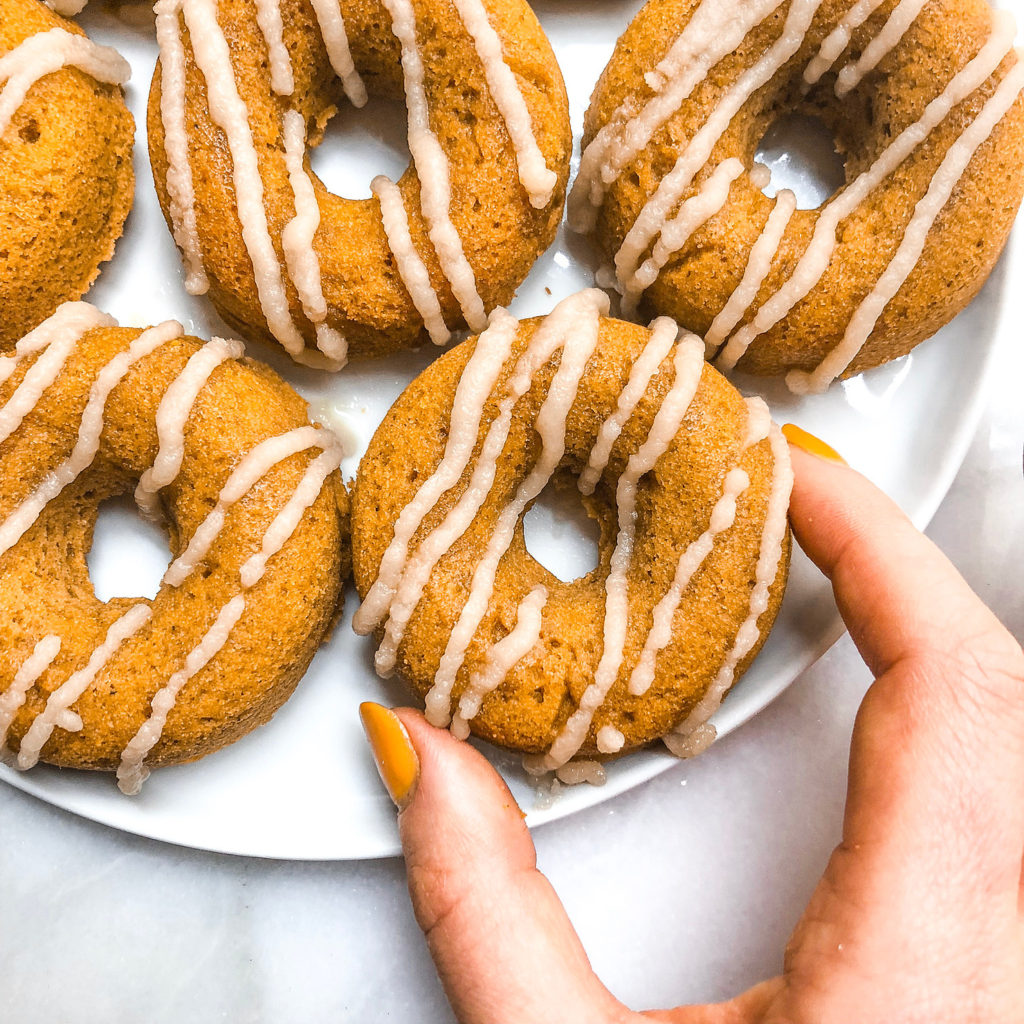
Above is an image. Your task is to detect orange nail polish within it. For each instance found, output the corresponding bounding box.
[781,423,846,465]
[359,702,419,810]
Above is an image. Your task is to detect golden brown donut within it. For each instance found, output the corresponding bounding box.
[147,0,572,368]
[0,0,134,348]
[570,0,1024,392]
[0,304,350,793]
[350,290,792,775]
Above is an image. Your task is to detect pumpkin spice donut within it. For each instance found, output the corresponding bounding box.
[0,0,134,348]
[570,0,1024,393]
[147,0,572,369]
[0,303,350,794]
[351,290,792,780]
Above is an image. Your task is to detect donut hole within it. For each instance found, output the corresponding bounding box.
[87,494,172,602]
[307,94,411,201]
[522,472,601,583]
[753,112,845,210]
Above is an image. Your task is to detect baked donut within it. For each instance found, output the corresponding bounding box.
[0,303,350,794]
[569,0,1024,393]
[351,290,792,777]
[148,0,572,369]
[0,0,134,347]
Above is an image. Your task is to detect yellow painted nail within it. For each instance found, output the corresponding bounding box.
[781,423,846,465]
[359,702,419,810]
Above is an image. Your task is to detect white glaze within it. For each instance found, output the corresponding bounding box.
[595,725,625,754]
[44,0,89,15]
[253,0,294,96]
[308,0,367,107]
[135,336,244,518]
[835,0,930,98]
[554,760,606,786]
[803,0,887,87]
[0,635,61,754]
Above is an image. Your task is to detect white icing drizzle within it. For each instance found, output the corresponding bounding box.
[789,54,1024,393]
[450,583,548,740]
[16,604,153,770]
[834,0,930,98]
[372,290,609,676]
[665,423,792,757]
[0,28,130,141]
[803,0,887,87]
[578,316,677,496]
[619,158,745,315]
[554,760,606,786]
[0,321,184,560]
[449,0,556,208]
[181,0,307,357]
[308,0,367,108]
[628,397,771,697]
[135,335,244,518]
[371,174,451,346]
[44,0,89,15]
[715,13,1017,378]
[163,425,327,587]
[353,310,519,633]
[422,292,605,726]
[541,336,706,771]
[281,109,348,364]
[0,635,61,754]
[0,304,115,443]
[155,0,210,295]
[596,724,625,755]
[568,0,786,232]
[707,190,796,359]
[381,0,488,332]
[612,0,825,294]
[253,0,294,96]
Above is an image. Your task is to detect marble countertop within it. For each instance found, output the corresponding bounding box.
[2,333,1020,1022]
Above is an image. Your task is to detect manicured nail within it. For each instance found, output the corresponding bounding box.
[359,702,419,810]
[782,423,846,465]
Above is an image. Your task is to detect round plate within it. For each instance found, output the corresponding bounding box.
[0,0,1016,858]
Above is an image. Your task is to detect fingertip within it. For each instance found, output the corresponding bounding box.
[359,702,420,810]
[782,422,846,465]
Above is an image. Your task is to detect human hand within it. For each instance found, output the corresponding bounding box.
[359,427,1024,1024]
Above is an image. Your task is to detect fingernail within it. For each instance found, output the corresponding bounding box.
[359,702,419,810]
[782,423,846,465]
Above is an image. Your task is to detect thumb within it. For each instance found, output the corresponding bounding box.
[359,703,630,1024]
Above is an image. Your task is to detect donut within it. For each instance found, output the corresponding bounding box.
[351,289,792,778]
[0,0,134,347]
[147,0,572,369]
[569,0,1024,393]
[0,303,350,794]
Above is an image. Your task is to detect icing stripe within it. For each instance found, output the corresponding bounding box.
[372,174,451,346]
[542,335,706,770]
[253,0,294,96]
[665,422,792,757]
[44,0,89,14]
[803,0,887,87]
[789,54,1024,394]
[16,604,153,770]
[578,316,678,496]
[281,109,348,364]
[450,0,556,208]
[708,190,796,360]
[353,309,519,633]
[422,292,605,726]
[628,397,771,697]
[596,725,625,754]
[0,28,130,140]
[135,335,244,518]
[834,0,930,98]
[309,0,367,108]
[718,12,1017,374]
[0,635,61,754]
[382,0,488,332]
[182,0,307,356]
[155,0,210,294]
[0,321,184,559]
[449,583,548,740]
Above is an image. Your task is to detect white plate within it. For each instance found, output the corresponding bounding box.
[0,0,1015,859]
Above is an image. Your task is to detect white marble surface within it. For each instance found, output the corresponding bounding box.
[1,323,1021,1021]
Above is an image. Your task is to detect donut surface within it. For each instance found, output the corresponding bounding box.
[351,290,792,773]
[570,0,1024,392]
[148,0,572,368]
[0,305,350,794]
[0,0,134,347]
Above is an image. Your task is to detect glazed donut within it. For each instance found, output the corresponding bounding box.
[351,290,792,777]
[0,0,134,347]
[147,0,572,369]
[570,0,1024,393]
[0,303,350,794]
